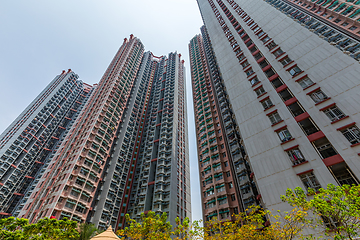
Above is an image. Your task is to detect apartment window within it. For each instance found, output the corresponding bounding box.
[255,86,266,96]
[299,172,321,191]
[241,60,250,68]
[226,171,231,177]
[306,89,327,104]
[229,182,233,189]
[217,184,225,193]
[268,111,282,125]
[273,48,284,57]
[323,106,345,122]
[340,125,360,145]
[231,194,236,201]
[215,174,223,181]
[328,16,334,20]
[280,56,292,66]
[349,26,358,31]
[261,36,270,43]
[334,19,341,23]
[218,196,228,205]
[250,77,260,86]
[266,41,277,50]
[241,184,251,194]
[245,68,254,76]
[261,98,273,110]
[287,148,306,166]
[288,66,302,76]
[277,128,292,142]
[257,31,265,37]
[297,77,314,89]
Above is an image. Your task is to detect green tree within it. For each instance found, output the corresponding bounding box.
[0,217,79,240]
[199,206,309,240]
[117,211,172,239]
[77,222,99,240]
[281,183,360,240]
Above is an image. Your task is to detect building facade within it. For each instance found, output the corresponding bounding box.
[195,0,360,230]
[0,35,190,231]
[190,27,261,222]
[0,70,93,218]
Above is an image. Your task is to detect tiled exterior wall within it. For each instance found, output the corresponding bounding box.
[190,26,263,222]
[197,0,360,232]
[0,71,93,218]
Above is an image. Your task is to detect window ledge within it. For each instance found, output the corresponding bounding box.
[331,116,349,124]
[282,60,295,68]
[281,138,295,145]
[292,160,309,168]
[315,97,331,105]
[251,81,261,88]
[271,120,284,127]
[351,142,360,148]
[303,83,317,90]
[292,71,305,78]
[257,92,267,98]
[247,72,256,78]
[264,105,275,111]
[275,52,286,59]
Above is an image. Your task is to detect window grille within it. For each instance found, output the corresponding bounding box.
[255,87,265,96]
[289,66,302,76]
[299,172,321,191]
[323,106,345,122]
[297,77,314,89]
[268,112,282,125]
[277,129,292,142]
[287,148,306,165]
[261,98,273,110]
[341,126,360,145]
[309,90,328,103]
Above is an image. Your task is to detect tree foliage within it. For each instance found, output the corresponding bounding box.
[2,184,360,240]
[77,222,99,240]
[281,183,360,240]
[0,217,79,240]
[198,206,310,240]
[117,212,172,240]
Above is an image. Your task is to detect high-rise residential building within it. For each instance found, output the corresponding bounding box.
[190,27,261,222]
[90,51,190,230]
[0,70,94,218]
[0,35,190,231]
[193,0,360,229]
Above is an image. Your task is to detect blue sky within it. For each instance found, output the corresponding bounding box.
[0,0,203,222]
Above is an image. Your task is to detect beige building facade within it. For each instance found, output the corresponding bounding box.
[196,0,360,230]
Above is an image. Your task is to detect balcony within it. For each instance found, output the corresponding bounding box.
[298,118,320,136]
[313,138,338,159]
[287,101,305,117]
